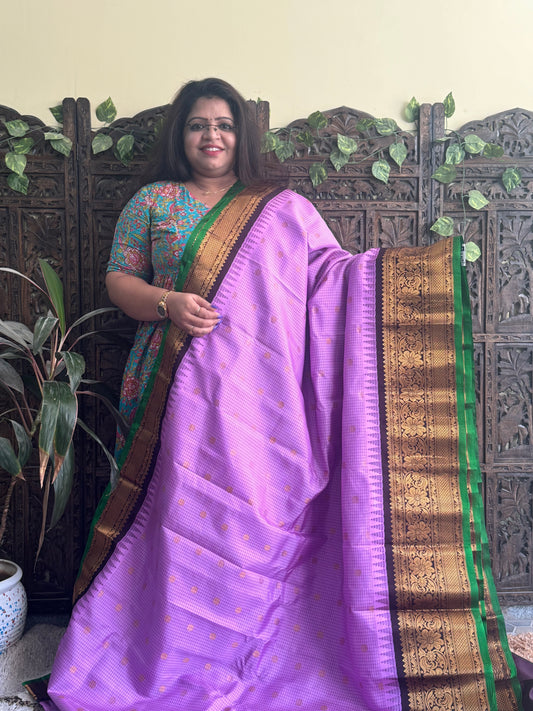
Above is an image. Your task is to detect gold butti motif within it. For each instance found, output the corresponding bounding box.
[380,238,518,711]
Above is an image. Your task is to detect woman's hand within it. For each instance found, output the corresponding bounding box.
[167,291,220,337]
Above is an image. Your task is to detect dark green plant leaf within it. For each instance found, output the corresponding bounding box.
[297,130,314,148]
[49,105,64,123]
[405,97,420,123]
[468,189,489,210]
[274,139,295,163]
[78,418,119,489]
[69,306,119,331]
[9,420,31,468]
[372,159,390,184]
[46,134,73,157]
[309,162,328,187]
[482,143,504,158]
[445,144,465,165]
[389,142,407,168]
[374,118,399,136]
[95,97,117,124]
[464,241,481,262]
[33,314,58,353]
[432,164,457,184]
[115,134,135,165]
[443,92,455,118]
[5,152,27,176]
[307,110,327,131]
[39,259,66,337]
[0,320,33,348]
[502,167,522,192]
[0,437,21,476]
[39,381,77,485]
[329,149,351,172]
[430,216,455,236]
[50,443,74,529]
[91,133,113,155]
[0,358,24,393]
[463,134,486,154]
[337,134,358,156]
[12,137,34,155]
[6,173,29,194]
[260,131,279,153]
[355,118,375,133]
[60,351,85,392]
[4,119,30,138]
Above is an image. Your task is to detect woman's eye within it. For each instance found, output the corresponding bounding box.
[189,123,205,132]
[218,123,235,132]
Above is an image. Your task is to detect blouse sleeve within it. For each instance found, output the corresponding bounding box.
[106,185,154,282]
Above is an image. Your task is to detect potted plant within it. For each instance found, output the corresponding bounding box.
[0,259,125,569]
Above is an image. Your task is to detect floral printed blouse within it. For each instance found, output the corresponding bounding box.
[107,181,209,451]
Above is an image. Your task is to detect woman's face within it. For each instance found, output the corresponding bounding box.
[184,96,237,181]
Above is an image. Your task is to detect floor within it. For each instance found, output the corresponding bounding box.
[503,605,533,636]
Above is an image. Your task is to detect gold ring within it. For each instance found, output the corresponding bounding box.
[195,305,201,316]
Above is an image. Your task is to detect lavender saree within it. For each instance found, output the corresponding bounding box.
[32,185,521,710]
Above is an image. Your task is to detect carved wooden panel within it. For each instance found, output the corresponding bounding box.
[1,99,532,608]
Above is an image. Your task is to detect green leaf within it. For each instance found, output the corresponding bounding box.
[4,119,30,138]
[0,320,33,348]
[430,216,455,236]
[12,137,34,155]
[39,381,77,485]
[329,148,351,171]
[60,351,85,392]
[0,357,24,393]
[464,134,486,154]
[274,139,295,163]
[309,162,328,187]
[372,159,391,184]
[355,118,375,133]
[443,92,455,118]
[6,173,29,194]
[115,134,135,165]
[464,241,481,262]
[432,164,457,184]
[337,134,358,156]
[69,305,119,331]
[389,142,407,168]
[0,438,21,476]
[49,105,64,123]
[482,143,504,158]
[39,259,66,337]
[46,134,73,157]
[33,314,58,354]
[502,167,522,192]
[77,417,119,489]
[468,189,489,210]
[405,97,420,123]
[10,420,31,468]
[50,442,74,529]
[445,144,465,165]
[260,131,279,153]
[307,110,327,131]
[297,130,314,148]
[5,152,27,177]
[374,118,399,136]
[95,97,117,124]
[92,133,113,155]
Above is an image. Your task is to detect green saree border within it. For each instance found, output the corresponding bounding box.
[453,237,521,709]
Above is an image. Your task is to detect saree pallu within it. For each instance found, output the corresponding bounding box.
[34,187,521,710]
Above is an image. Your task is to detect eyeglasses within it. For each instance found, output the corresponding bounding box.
[186,121,235,133]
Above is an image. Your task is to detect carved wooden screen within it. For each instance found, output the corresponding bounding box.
[1,99,532,609]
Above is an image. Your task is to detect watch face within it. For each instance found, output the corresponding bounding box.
[156,303,167,318]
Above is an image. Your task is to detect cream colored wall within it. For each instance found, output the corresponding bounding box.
[2,0,532,129]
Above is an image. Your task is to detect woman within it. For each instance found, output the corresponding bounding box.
[32,79,522,710]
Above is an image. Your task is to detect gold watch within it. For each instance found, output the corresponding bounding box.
[156,290,172,319]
